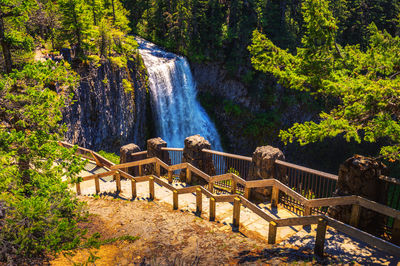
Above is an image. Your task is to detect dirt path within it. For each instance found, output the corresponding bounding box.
[49,195,398,265]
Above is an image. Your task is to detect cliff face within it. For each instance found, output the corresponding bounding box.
[63,57,150,153]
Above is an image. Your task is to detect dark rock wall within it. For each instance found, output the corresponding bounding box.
[63,58,149,153]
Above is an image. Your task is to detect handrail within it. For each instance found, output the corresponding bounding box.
[275,159,338,180]
[131,150,147,156]
[62,142,400,256]
[380,175,400,185]
[161,147,184,151]
[202,148,253,162]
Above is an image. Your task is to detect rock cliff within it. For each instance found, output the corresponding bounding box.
[63,56,150,153]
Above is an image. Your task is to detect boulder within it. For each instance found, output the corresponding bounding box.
[328,155,386,235]
[146,137,171,175]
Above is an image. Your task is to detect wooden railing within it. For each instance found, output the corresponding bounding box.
[61,142,400,256]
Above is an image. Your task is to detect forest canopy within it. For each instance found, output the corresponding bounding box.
[249,0,400,161]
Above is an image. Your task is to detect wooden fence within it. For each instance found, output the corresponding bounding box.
[61,141,400,257]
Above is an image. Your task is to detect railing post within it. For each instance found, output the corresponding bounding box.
[315,218,327,257]
[168,170,173,184]
[196,188,202,216]
[244,187,251,199]
[95,176,100,194]
[271,186,279,208]
[208,182,213,192]
[115,171,121,193]
[131,179,137,199]
[349,204,361,227]
[149,176,155,200]
[232,197,241,231]
[268,221,277,244]
[76,182,81,195]
[155,162,160,176]
[304,206,311,216]
[173,190,178,210]
[231,179,237,194]
[139,165,143,176]
[186,168,192,184]
[392,219,400,245]
[209,197,216,221]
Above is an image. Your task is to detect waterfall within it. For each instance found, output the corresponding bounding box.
[137,38,223,150]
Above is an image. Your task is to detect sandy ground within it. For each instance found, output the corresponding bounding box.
[50,195,399,265]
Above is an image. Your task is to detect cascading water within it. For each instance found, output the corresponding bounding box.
[137,38,223,150]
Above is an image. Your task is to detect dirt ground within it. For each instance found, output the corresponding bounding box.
[50,195,380,265]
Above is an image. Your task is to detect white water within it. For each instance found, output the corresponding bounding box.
[137,38,223,150]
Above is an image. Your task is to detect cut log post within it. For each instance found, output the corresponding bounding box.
[231,179,237,194]
[392,219,400,245]
[315,218,328,257]
[349,204,361,227]
[244,187,251,199]
[131,179,137,199]
[210,197,216,221]
[208,182,213,192]
[196,188,202,216]
[168,170,173,184]
[268,221,277,244]
[76,182,81,195]
[173,190,178,210]
[271,186,279,208]
[115,171,121,193]
[149,177,155,200]
[95,176,100,194]
[139,165,143,176]
[233,197,241,231]
[186,168,192,184]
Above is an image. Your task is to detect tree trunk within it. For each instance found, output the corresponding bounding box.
[0,17,12,74]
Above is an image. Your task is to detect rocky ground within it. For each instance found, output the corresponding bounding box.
[50,195,399,265]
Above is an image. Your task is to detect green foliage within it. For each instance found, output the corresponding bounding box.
[249,0,400,161]
[0,61,86,262]
[97,150,120,164]
[227,167,240,177]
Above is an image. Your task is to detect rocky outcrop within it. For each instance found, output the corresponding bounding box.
[247,146,286,202]
[328,155,387,235]
[120,143,141,176]
[179,135,216,184]
[63,57,149,153]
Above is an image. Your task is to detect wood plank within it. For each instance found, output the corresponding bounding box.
[188,164,210,182]
[232,174,247,186]
[271,186,279,208]
[357,197,400,220]
[149,177,155,200]
[95,177,100,194]
[111,158,156,169]
[326,217,400,256]
[186,168,192,184]
[274,180,307,203]
[200,186,213,198]
[153,177,175,191]
[209,174,232,183]
[349,204,361,227]
[119,170,135,181]
[133,175,151,182]
[315,218,328,257]
[275,216,321,227]
[92,152,115,168]
[231,180,237,194]
[155,158,169,171]
[209,197,216,221]
[307,196,357,208]
[392,219,400,245]
[168,163,188,171]
[76,183,81,195]
[232,197,241,230]
[275,160,338,180]
[177,186,198,194]
[239,196,275,222]
[268,221,277,244]
[90,151,103,167]
[173,190,178,210]
[115,172,121,193]
[244,188,250,199]
[82,170,116,181]
[214,195,236,203]
[202,149,252,161]
[131,179,137,199]
[196,188,202,215]
[245,179,275,188]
